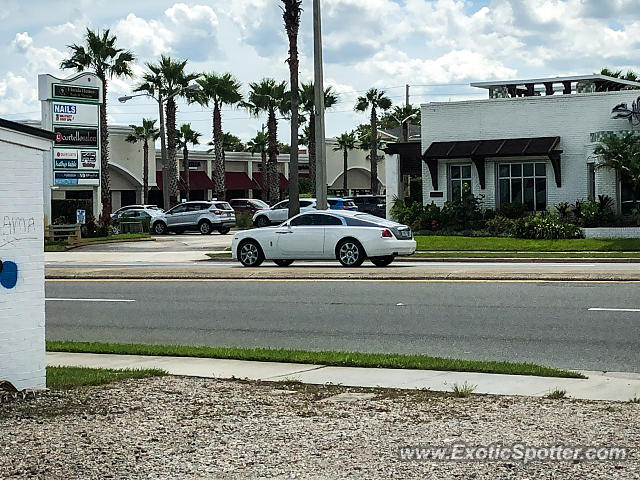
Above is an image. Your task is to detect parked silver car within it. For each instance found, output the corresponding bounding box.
[151,201,236,235]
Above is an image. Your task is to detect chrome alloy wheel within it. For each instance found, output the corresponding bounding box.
[240,242,260,266]
[339,242,360,266]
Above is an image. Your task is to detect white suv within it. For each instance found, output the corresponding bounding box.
[252,199,316,227]
[152,201,236,235]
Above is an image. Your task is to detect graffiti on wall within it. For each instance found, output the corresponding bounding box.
[0,215,38,290]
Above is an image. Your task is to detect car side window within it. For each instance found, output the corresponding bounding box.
[300,200,313,208]
[312,214,343,226]
[274,201,288,209]
[170,205,187,214]
[290,214,314,227]
[344,217,379,227]
[327,199,337,206]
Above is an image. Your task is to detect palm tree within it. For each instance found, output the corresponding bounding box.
[282,0,303,217]
[60,28,135,218]
[135,55,199,207]
[299,82,338,194]
[246,131,269,201]
[125,119,159,204]
[242,79,289,204]
[222,132,245,152]
[594,132,640,211]
[355,88,392,194]
[380,104,421,142]
[333,131,357,193]
[195,73,242,200]
[176,123,202,201]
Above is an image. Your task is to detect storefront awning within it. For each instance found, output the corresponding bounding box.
[252,172,289,190]
[226,171,257,190]
[422,136,563,189]
[155,171,215,191]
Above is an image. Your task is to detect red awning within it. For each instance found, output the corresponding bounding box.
[180,171,215,190]
[226,171,257,190]
[252,172,289,189]
[156,171,215,191]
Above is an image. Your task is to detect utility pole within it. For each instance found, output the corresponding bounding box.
[405,84,410,107]
[313,0,327,210]
[158,93,170,210]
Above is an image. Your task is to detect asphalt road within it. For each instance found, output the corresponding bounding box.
[45,279,640,372]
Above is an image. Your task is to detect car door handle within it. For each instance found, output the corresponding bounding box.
[276,231,292,234]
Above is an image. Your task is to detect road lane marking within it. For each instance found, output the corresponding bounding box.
[45,278,640,284]
[589,307,640,312]
[46,298,136,303]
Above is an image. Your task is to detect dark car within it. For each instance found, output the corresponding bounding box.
[229,198,270,215]
[350,195,386,218]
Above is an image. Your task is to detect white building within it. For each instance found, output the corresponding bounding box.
[403,75,640,214]
[0,118,54,390]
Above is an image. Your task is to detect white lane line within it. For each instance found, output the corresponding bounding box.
[589,307,640,312]
[46,298,136,303]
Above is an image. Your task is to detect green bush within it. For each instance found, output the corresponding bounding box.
[485,215,516,236]
[581,195,615,227]
[441,184,483,230]
[513,214,584,239]
[496,202,526,219]
[235,213,253,230]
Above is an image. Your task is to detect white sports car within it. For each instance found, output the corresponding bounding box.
[232,210,416,267]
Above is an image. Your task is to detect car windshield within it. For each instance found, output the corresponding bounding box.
[251,199,269,208]
[215,202,232,210]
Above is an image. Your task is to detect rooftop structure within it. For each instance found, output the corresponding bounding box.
[471,74,640,98]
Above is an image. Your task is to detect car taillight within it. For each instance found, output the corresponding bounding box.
[381,229,393,238]
[210,209,222,215]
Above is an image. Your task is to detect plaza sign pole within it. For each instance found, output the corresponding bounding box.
[313,0,327,210]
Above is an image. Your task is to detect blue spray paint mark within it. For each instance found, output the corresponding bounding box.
[0,261,18,289]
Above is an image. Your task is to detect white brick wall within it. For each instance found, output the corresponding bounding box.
[0,127,50,390]
[421,91,640,210]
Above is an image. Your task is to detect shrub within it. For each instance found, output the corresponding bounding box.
[513,213,584,240]
[554,202,571,218]
[235,213,253,230]
[441,184,483,230]
[496,202,526,219]
[581,195,615,227]
[485,215,516,236]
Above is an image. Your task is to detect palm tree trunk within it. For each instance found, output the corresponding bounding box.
[267,109,279,204]
[343,147,348,193]
[143,140,149,204]
[165,98,179,206]
[308,111,316,194]
[285,1,300,218]
[183,145,190,201]
[99,75,111,219]
[213,102,225,200]
[370,106,378,195]
[261,149,268,202]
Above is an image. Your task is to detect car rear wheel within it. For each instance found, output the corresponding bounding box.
[218,227,230,235]
[336,239,365,267]
[273,259,294,267]
[370,255,394,267]
[238,240,264,267]
[199,220,213,235]
[153,221,167,235]
[254,215,270,228]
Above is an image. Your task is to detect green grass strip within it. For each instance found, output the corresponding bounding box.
[412,251,640,259]
[415,236,640,252]
[46,365,166,388]
[46,341,585,379]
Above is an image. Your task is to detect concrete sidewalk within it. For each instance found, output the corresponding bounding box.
[47,352,640,402]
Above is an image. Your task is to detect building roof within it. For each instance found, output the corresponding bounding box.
[471,74,640,95]
[379,124,421,141]
[0,118,57,141]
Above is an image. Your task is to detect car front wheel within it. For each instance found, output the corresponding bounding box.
[370,255,394,267]
[153,221,167,235]
[199,221,213,235]
[238,240,264,267]
[336,239,365,267]
[254,216,270,228]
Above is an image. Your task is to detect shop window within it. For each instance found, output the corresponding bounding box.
[621,180,639,215]
[449,164,472,200]
[498,162,547,211]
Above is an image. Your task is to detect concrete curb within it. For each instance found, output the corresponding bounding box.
[62,237,155,251]
[203,256,640,264]
[44,268,640,282]
[46,352,640,402]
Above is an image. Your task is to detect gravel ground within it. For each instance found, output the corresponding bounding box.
[1,376,638,479]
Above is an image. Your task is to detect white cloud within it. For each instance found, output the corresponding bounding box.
[0,72,38,116]
[11,32,33,53]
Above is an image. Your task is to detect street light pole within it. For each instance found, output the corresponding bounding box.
[313,0,327,210]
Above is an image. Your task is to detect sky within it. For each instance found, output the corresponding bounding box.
[1,0,640,147]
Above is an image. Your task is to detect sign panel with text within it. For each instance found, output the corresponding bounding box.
[54,171,100,186]
[53,84,100,101]
[53,127,99,147]
[52,102,99,125]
